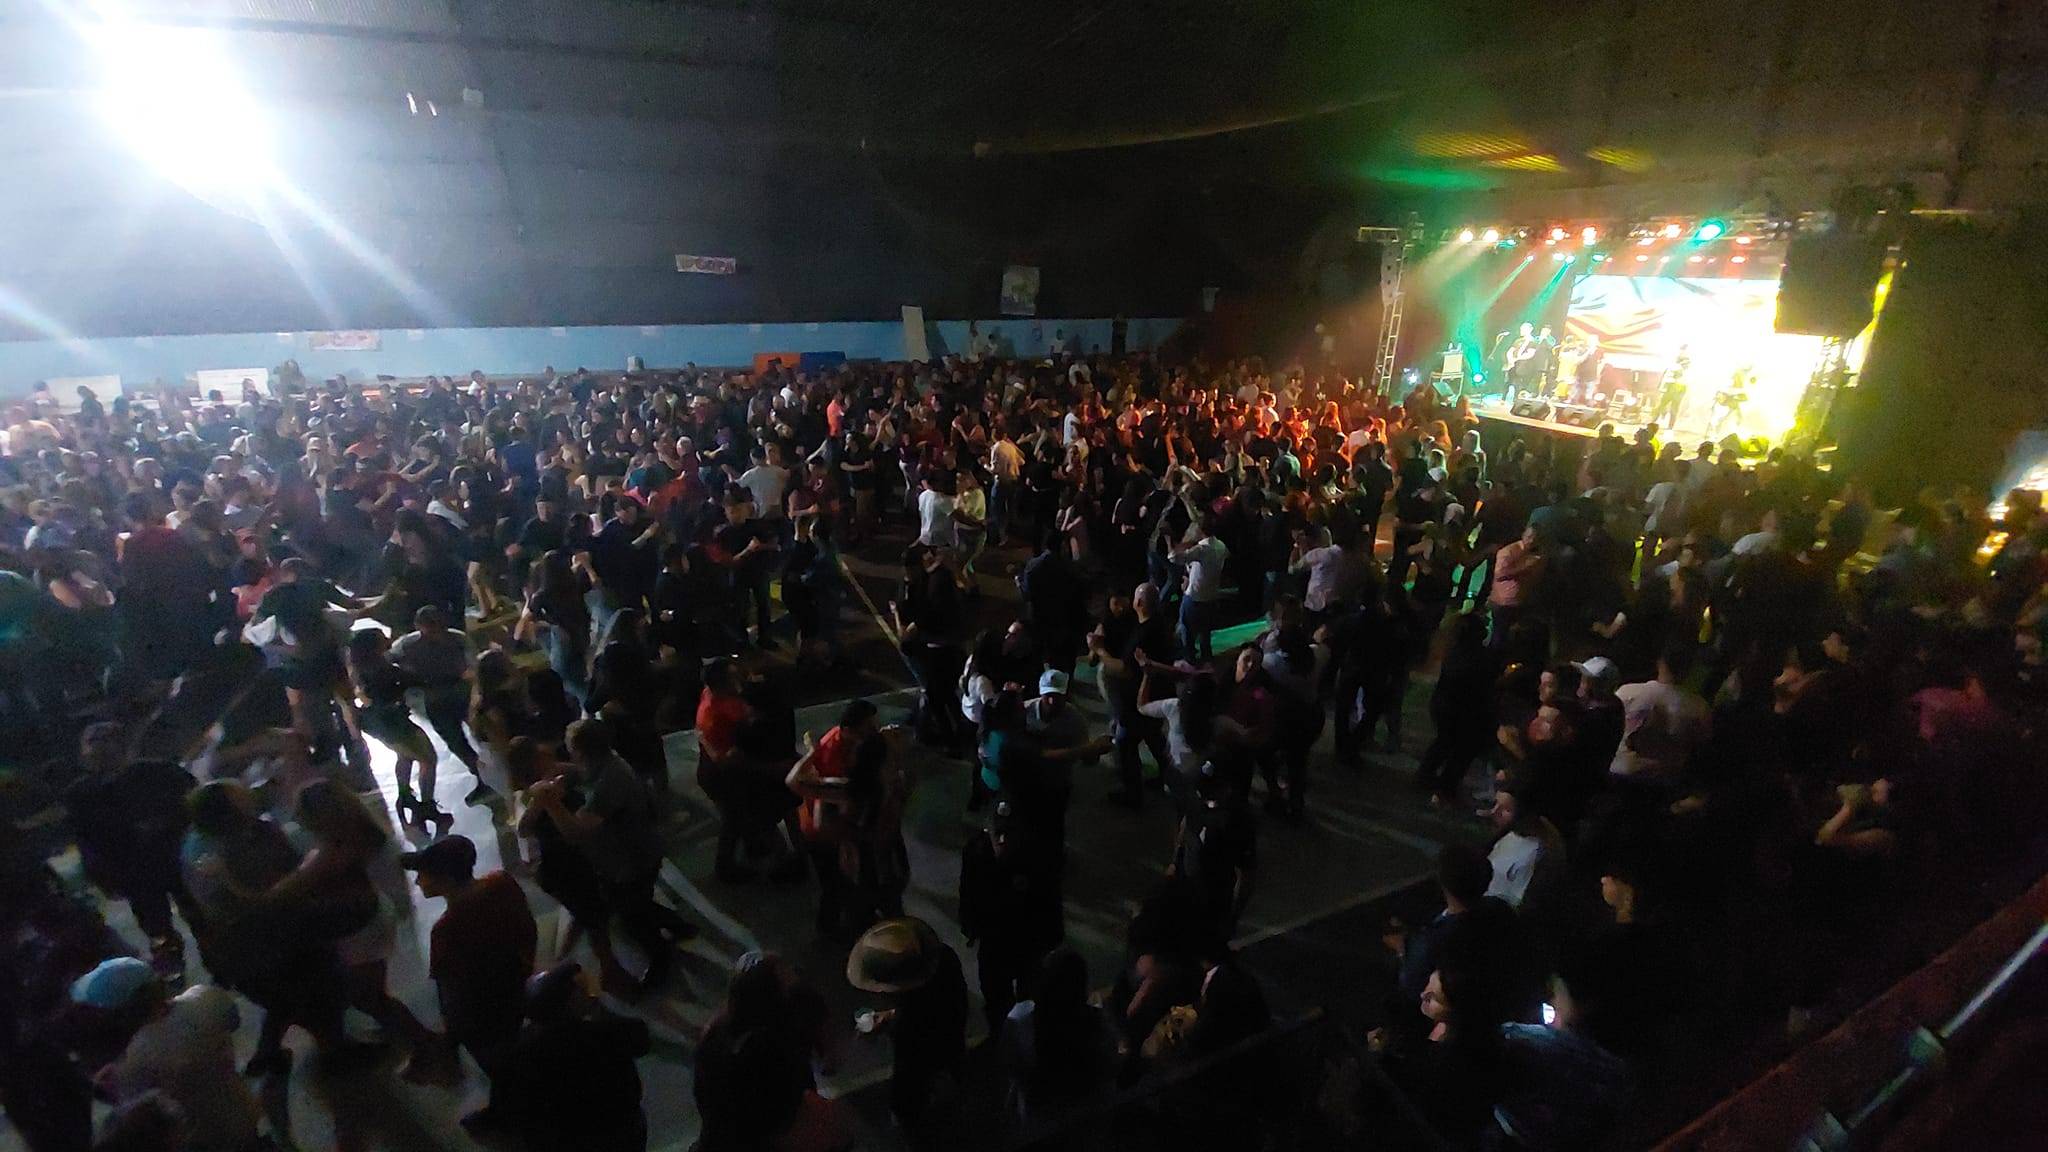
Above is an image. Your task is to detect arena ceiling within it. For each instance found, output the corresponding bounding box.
[1,0,2043,339]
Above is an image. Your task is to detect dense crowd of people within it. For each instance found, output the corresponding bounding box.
[2,345,2045,1151]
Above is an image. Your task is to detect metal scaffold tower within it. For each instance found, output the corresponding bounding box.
[1359,223,1416,397]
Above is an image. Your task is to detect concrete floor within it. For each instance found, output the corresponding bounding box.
[15,526,1497,1152]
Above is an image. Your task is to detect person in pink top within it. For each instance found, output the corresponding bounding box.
[1487,525,1547,649]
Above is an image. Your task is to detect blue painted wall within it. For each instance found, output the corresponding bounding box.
[0,316,1180,397]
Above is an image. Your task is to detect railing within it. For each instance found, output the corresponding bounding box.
[1797,919,2048,1152]
[1654,873,2048,1152]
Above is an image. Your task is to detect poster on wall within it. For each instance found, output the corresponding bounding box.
[193,368,271,397]
[999,265,1041,316]
[901,306,930,362]
[310,330,381,351]
[48,375,122,412]
[675,254,738,275]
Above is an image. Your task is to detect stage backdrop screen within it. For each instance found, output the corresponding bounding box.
[1565,275,1825,440]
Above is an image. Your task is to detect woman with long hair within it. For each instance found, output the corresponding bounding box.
[1004,948,1113,1118]
[346,628,448,830]
[518,547,594,705]
[266,780,451,1081]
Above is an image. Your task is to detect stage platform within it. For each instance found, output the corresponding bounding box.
[1470,399,1663,441]
[1470,400,1736,449]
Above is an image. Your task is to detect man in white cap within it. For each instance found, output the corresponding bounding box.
[1025,668,1089,748]
[72,958,261,1152]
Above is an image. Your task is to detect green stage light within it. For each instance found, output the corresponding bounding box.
[1693,219,1726,242]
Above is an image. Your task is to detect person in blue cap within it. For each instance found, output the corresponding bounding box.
[71,957,262,1152]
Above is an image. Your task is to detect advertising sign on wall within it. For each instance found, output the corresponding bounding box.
[309,331,381,351]
[675,255,738,275]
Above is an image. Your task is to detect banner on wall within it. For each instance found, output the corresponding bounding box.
[999,265,1041,316]
[193,368,270,397]
[675,254,738,275]
[901,306,930,362]
[309,330,381,351]
[48,375,122,412]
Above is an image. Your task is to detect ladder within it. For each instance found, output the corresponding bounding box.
[1360,226,1410,398]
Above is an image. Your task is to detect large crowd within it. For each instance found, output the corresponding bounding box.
[2,347,2045,1152]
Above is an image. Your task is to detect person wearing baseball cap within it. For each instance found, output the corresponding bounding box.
[404,835,538,1130]
[1572,656,1628,779]
[71,958,261,1152]
[1571,656,1621,695]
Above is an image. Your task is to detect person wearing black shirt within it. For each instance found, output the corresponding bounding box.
[1352,442,1394,538]
[893,544,966,745]
[1170,763,1256,947]
[1416,611,1495,802]
[958,801,1063,1034]
[508,494,567,588]
[1090,584,1175,807]
[484,963,652,1152]
[714,487,781,647]
[1018,538,1089,674]
[591,494,659,613]
[838,430,878,544]
[1387,443,1437,590]
[383,510,467,626]
[64,722,195,973]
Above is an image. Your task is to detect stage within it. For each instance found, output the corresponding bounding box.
[1469,397,1751,451]
[1469,399,1668,446]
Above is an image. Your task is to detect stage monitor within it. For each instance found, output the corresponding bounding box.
[1775,235,1886,337]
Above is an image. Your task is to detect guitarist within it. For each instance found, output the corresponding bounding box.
[1503,323,1541,393]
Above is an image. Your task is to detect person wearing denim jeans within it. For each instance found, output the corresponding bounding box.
[1169,515,1228,662]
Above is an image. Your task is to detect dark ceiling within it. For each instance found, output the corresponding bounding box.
[1,0,2042,340]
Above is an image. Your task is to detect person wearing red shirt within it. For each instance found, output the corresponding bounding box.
[787,699,881,940]
[407,834,536,1126]
[697,659,757,881]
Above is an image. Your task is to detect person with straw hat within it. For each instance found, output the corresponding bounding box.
[847,917,967,1127]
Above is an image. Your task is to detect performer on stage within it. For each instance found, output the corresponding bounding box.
[1707,365,1751,438]
[1533,326,1559,392]
[1572,332,1605,403]
[1502,323,1541,393]
[1650,345,1691,428]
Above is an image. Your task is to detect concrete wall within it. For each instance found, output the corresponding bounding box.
[0,315,1179,397]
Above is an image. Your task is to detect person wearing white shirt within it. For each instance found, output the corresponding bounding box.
[1168,514,1229,660]
[1291,529,1367,617]
[1483,781,1561,909]
[737,444,791,525]
[1609,647,1712,782]
[1642,471,1684,541]
[1730,508,1782,557]
[1061,408,1084,445]
[917,473,961,550]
